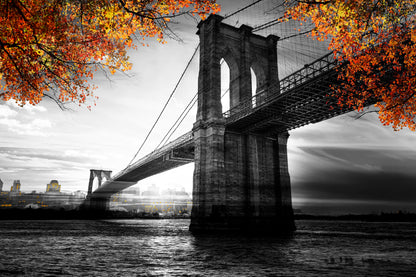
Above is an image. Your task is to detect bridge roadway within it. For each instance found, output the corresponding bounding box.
[91,53,352,198]
[91,131,194,198]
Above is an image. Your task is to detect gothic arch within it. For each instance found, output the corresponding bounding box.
[220,46,241,111]
[220,46,239,78]
[87,169,112,196]
[250,55,268,93]
[191,14,294,233]
[196,14,279,121]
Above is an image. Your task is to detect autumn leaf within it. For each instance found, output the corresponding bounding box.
[0,0,220,109]
[284,0,416,131]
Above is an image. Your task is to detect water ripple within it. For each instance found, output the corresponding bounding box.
[0,219,415,276]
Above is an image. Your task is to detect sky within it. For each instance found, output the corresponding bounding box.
[1,0,415,214]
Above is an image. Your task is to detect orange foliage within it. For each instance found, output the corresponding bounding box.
[284,0,416,131]
[0,0,220,109]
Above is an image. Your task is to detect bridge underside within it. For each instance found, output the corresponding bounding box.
[84,16,370,235]
[86,138,194,207]
[115,144,194,183]
[85,60,353,218]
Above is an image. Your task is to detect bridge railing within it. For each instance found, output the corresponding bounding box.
[111,131,193,181]
[103,54,338,185]
[223,52,337,121]
[279,52,336,93]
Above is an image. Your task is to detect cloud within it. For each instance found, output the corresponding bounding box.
[0,117,52,136]
[0,102,51,136]
[0,105,18,117]
[0,167,20,174]
[290,145,416,211]
[290,112,416,150]
[6,101,47,114]
[0,146,100,191]
[293,174,416,203]
[0,147,101,165]
[297,146,416,175]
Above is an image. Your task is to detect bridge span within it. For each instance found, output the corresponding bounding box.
[88,52,347,201]
[87,132,194,200]
[84,14,358,233]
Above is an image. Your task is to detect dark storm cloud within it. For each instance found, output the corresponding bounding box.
[299,146,416,176]
[294,174,416,203]
[292,146,416,203]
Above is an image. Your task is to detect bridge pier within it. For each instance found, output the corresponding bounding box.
[190,15,294,233]
[80,169,112,212]
[87,169,112,196]
[83,196,110,211]
[190,125,294,233]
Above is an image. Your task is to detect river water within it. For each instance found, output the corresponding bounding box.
[0,219,415,276]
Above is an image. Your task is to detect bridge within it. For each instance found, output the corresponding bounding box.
[84,13,357,233]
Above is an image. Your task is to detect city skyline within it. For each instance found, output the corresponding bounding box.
[1,0,416,214]
[0,177,187,195]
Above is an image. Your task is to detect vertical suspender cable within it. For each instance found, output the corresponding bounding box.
[126,0,274,169]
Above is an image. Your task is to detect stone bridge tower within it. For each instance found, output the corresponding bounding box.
[85,169,112,210]
[87,169,112,196]
[190,15,295,233]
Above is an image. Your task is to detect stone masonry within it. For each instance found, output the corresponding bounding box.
[190,15,295,233]
[85,169,112,210]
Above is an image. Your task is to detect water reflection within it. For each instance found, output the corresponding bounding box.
[190,234,296,276]
[0,219,415,276]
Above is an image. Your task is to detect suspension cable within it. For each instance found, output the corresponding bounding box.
[125,44,200,168]
[158,86,231,149]
[252,16,287,32]
[156,59,230,149]
[224,0,266,19]
[126,0,279,168]
[155,92,198,149]
[279,29,314,41]
[160,96,198,148]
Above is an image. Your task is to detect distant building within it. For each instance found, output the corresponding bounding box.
[46,180,61,193]
[0,189,86,210]
[142,184,159,197]
[11,180,21,192]
[123,187,140,196]
[73,190,86,198]
[135,185,191,215]
[0,179,3,192]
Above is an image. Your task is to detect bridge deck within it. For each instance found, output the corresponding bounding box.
[90,53,360,198]
[91,132,194,197]
[224,53,352,133]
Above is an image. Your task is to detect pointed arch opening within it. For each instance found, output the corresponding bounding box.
[251,67,257,97]
[220,58,230,114]
[220,47,240,115]
[92,178,100,192]
[251,67,259,107]
[250,60,267,107]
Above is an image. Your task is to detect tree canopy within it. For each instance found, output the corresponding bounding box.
[0,0,219,109]
[284,0,416,131]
